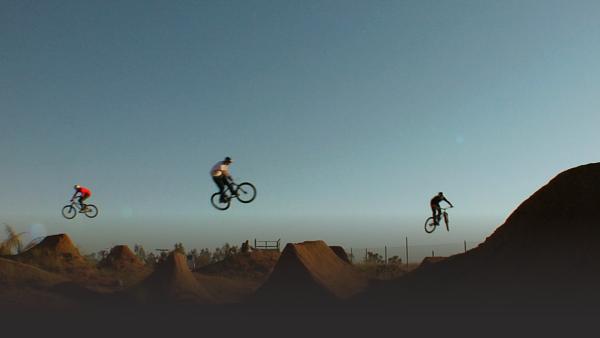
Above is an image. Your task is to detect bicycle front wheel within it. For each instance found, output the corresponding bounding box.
[62,205,76,219]
[424,217,436,233]
[84,205,99,218]
[236,182,256,203]
[211,192,231,210]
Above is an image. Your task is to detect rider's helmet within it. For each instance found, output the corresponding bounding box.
[438,192,444,196]
[224,156,233,163]
[74,184,81,190]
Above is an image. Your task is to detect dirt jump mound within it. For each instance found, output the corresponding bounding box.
[98,245,145,271]
[361,163,600,308]
[255,240,367,304]
[12,234,93,274]
[128,251,213,304]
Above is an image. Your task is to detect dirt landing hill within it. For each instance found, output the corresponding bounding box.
[361,163,600,308]
[417,256,447,270]
[128,251,214,304]
[255,240,368,304]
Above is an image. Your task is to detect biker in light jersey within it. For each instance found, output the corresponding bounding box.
[430,192,453,225]
[211,157,236,203]
[72,185,92,212]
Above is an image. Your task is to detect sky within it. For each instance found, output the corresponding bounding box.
[1,0,599,255]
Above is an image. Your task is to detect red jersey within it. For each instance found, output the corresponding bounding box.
[77,187,92,197]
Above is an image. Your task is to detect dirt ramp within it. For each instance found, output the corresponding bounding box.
[361,163,600,308]
[416,257,447,271]
[128,252,214,304]
[99,245,145,271]
[12,234,93,274]
[255,240,367,304]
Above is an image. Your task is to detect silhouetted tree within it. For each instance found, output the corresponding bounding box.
[145,252,158,267]
[241,240,250,253]
[192,248,211,268]
[387,256,402,265]
[159,251,168,263]
[134,244,147,261]
[0,224,26,255]
[365,251,384,264]
[211,243,239,263]
[97,249,109,260]
[174,242,185,255]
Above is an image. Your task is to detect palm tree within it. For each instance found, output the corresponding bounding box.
[0,224,27,256]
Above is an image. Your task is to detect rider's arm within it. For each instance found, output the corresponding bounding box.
[444,198,453,207]
[221,165,231,178]
[71,192,80,201]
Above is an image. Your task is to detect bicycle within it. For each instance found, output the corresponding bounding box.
[211,180,257,210]
[424,207,452,233]
[62,200,99,219]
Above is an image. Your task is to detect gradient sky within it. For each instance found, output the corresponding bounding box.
[1,0,599,255]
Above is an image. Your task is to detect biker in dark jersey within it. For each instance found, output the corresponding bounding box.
[430,192,453,225]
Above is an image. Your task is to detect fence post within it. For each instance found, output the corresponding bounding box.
[384,246,387,264]
[365,248,368,263]
[464,240,467,253]
[405,237,409,267]
[350,248,353,263]
[432,250,434,257]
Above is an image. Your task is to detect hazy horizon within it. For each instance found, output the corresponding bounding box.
[2,1,599,254]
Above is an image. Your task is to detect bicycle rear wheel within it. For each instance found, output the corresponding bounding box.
[62,205,76,219]
[236,182,256,203]
[84,205,98,218]
[211,192,231,210]
[424,217,436,233]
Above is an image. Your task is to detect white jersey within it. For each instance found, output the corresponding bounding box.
[211,161,230,177]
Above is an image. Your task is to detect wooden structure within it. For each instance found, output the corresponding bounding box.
[254,238,281,251]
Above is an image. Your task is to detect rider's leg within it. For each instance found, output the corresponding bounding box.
[225,176,237,196]
[432,204,441,224]
[213,176,226,202]
[79,196,88,210]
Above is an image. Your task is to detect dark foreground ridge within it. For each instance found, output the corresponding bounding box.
[359,162,600,311]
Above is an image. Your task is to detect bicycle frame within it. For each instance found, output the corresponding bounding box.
[69,200,90,211]
[433,207,449,219]
[221,182,239,195]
